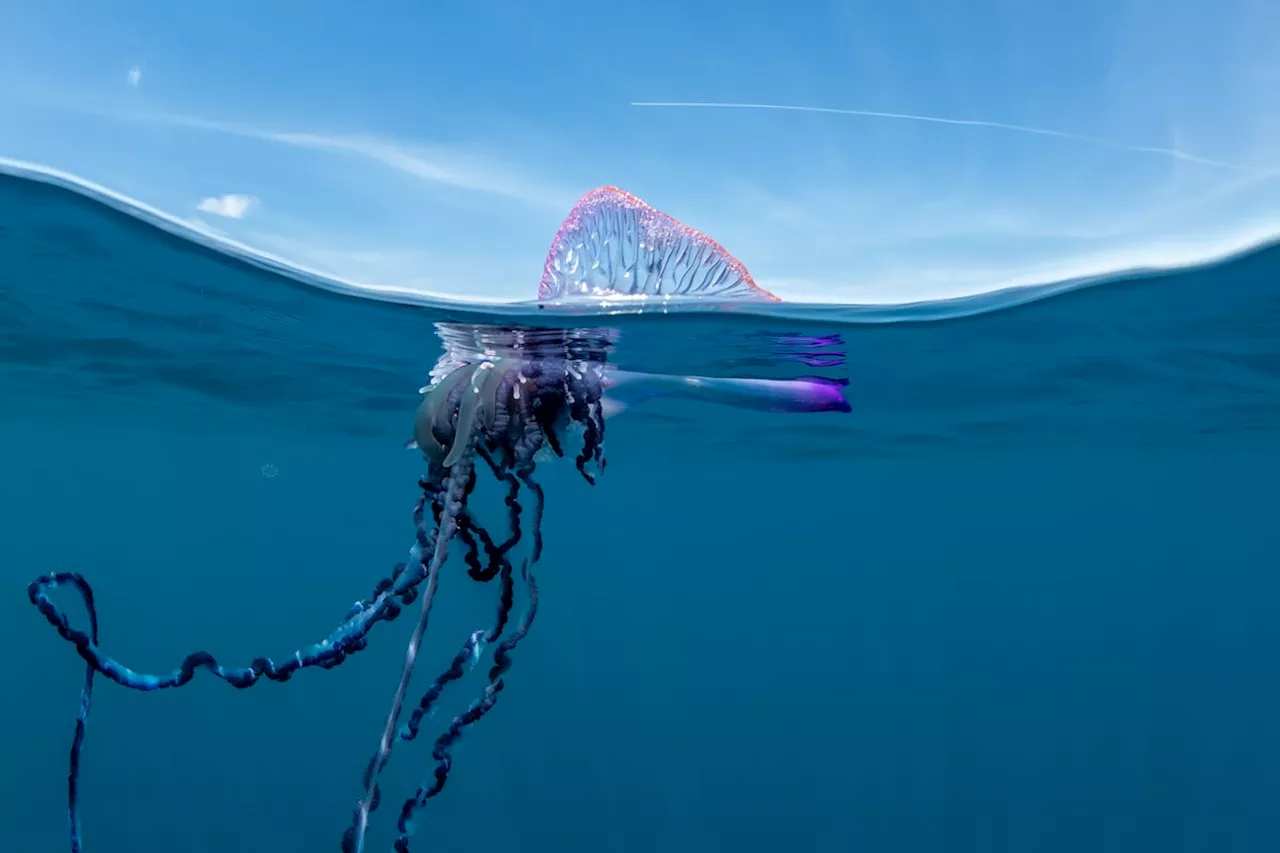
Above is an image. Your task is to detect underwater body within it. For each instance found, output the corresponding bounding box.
[2,162,1279,853]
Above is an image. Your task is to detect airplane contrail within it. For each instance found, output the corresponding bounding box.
[630,101,1259,171]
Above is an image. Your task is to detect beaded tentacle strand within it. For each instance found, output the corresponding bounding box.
[343,350,610,853]
[27,489,443,853]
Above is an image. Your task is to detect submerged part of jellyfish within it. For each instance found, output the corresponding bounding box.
[27,187,847,853]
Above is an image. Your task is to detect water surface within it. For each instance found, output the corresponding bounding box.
[2,168,1278,853]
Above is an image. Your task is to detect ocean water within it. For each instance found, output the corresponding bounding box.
[2,164,1279,853]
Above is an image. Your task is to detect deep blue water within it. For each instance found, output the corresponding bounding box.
[2,164,1279,853]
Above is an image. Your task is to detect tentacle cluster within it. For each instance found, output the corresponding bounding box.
[347,351,608,852]
[28,342,610,853]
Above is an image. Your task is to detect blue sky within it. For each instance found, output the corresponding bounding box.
[1,0,1278,303]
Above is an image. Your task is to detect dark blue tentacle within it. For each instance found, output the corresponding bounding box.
[393,561,541,853]
[455,518,492,581]
[490,556,516,643]
[29,573,100,853]
[453,510,517,639]
[394,462,525,757]
[29,488,444,853]
[400,629,485,743]
[477,444,523,554]
[511,419,547,564]
[567,366,606,484]
[515,469,545,564]
[30,495,438,693]
[390,451,549,852]
[344,381,536,851]
[459,447,522,584]
[344,451,475,853]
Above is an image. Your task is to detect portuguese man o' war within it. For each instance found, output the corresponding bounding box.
[27,185,850,853]
[538,185,782,303]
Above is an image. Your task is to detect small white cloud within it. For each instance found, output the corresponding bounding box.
[196,193,259,219]
[126,67,142,87]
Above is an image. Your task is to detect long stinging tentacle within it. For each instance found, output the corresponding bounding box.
[344,448,475,853]
[401,486,523,744]
[33,341,615,853]
[36,574,100,853]
[349,359,533,850]
[400,629,487,743]
[29,560,427,692]
[476,443,523,554]
[393,560,541,852]
[512,421,547,563]
[28,492,443,853]
[390,409,553,851]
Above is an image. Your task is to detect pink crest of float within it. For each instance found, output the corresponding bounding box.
[538,186,779,302]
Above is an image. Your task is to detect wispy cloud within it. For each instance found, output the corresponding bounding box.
[197,193,258,219]
[126,67,141,87]
[621,95,1280,305]
[631,101,1273,172]
[111,110,575,210]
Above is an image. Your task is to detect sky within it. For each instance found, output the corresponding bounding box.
[1,0,1278,304]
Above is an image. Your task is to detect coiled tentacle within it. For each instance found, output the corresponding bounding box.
[398,628,487,746]
[33,573,99,853]
[31,493,439,691]
[31,336,614,853]
[394,559,541,853]
[513,419,548,563]
[27,490,444,853]
[344,447,476,853]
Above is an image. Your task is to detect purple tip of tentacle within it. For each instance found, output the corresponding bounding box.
[538,186,780,303]
[793,377,853,413]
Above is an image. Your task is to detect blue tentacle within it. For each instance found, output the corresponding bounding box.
[28,489,443,853]
[394,561,541,853]
[344,450,475,853]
